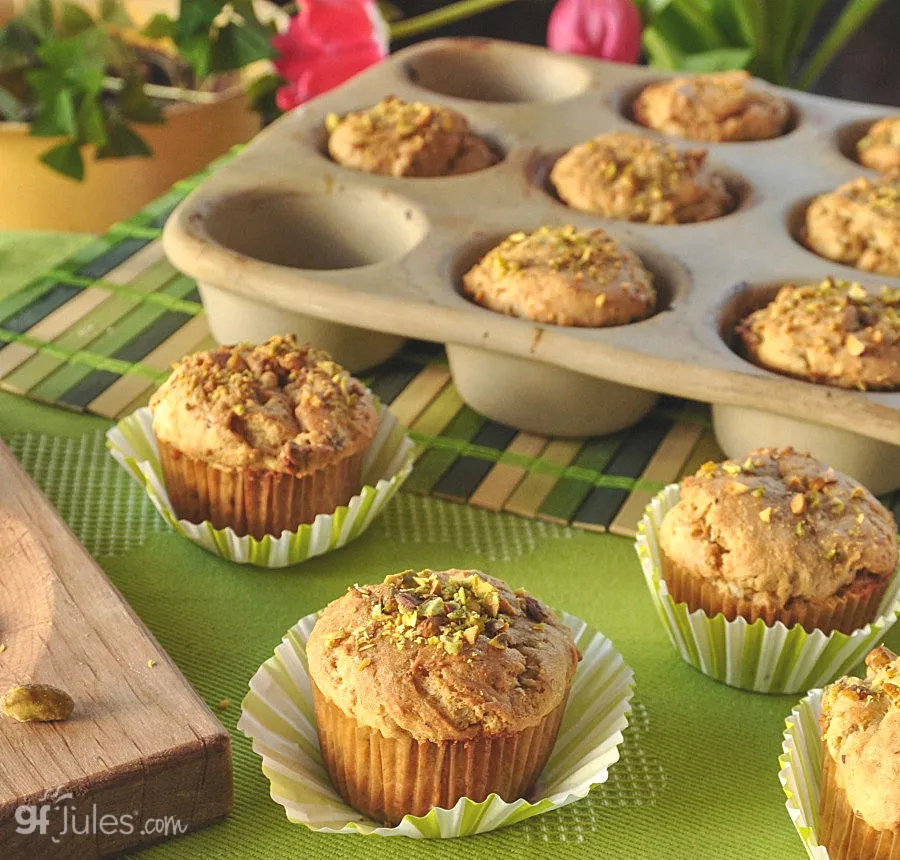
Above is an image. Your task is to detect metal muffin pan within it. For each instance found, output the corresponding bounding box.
[162,37,900,492]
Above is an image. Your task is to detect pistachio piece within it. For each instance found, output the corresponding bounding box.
[2,684,74,723]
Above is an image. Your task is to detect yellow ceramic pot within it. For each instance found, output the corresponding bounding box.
[0,88,259,233]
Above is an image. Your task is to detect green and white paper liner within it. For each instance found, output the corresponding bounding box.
[635,484,900,693]
[238,610,635,838]
[106,404,414,568]
[779,690,829,859]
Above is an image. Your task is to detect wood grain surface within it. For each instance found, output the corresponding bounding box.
[0,441,232,858]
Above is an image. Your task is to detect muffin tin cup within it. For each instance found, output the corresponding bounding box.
[105,403,414,568]
[446,344,658,437]
[635,485,900,694]
[238,609,634,838]
[712,404,900,496]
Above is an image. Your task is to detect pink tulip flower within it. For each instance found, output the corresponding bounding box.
[273,0,389,111]
[548,0,643,64]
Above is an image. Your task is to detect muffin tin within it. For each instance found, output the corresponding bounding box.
[162,37,900,491]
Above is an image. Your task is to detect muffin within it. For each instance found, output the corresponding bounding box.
[632,70,790,142]
[462,225,655,326]
[149,335,379,538]
[306,568,580,824]
[326,96,497,177]
[737,278,900,391]
[819,645,900,859]
[805,175,900,277]
[550,132,734,224]
[858,117,900,173]
[657,447,898,635]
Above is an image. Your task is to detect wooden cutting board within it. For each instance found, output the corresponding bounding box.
[0,440,232,858]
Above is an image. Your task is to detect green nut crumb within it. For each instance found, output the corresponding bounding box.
[1,684,75,723]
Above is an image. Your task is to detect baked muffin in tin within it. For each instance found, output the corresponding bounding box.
[857,116,900,173]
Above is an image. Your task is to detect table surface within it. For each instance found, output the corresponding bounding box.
[5,230,890,860]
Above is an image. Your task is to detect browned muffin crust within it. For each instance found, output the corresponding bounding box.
[306,569,580,742]
[805,175,900,277]
[462,225,656,327]
[632,71,790,142]
[658,447,898,607]
[326,96,497,177]
[858,117,900,173]
[149,335,378,476]
[737,278,900,391]
[821,646,900,832]
[550,132,733,224]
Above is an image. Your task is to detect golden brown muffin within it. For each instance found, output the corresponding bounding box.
[306,568,580,824]
[149,335,379,537]
[658,447,898,635]
[550,132,733,224]
[805,175,900,277]
[737,278,900,392]
[819,646,900,858]
[326,96,497,177]
[462,225,655,327]
[632,70,790,142]
[858,117,900,173]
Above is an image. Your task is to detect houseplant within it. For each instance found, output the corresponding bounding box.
[0,0,281,231]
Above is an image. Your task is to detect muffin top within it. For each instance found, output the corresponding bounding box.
[858,117,900,173]
[462,225,656,327]
[326,96,497,177]
[550,132,733,225]
[821,645,900,831]
[149,335,379,475]
[306,569,580,742]
[737,278,900,391]
[632,71,790,142]
[805,175,900,277]
[658,448,898,605]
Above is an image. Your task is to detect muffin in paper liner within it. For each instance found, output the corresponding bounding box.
[635,484,900,693]
[238,610,634,838]
[106,403,414,568]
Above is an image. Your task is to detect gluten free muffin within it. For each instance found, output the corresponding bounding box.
[858,117,900,173]
[326,96,497,177]
[462,225,655,326]
[737,278,900,391]
[550,132,734,224]
[658,447,898,635]
[819,645,900,859]
[149,335,379,538]
[306,569,580,824]
[804,175,900,277]
[632,71,790,142]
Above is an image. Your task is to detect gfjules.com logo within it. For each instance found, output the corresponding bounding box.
[15,789,188,843]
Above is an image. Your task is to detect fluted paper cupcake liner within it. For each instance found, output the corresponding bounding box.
[238,610,634,838]
[635,484,900,693]
[781,692,900,860]
[106,404,414,568]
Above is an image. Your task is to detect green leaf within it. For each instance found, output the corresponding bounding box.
[75,96,107,146]
[779,0,828,82]
[174,0,223,40]
[642,26,685,69]
[117,73,164,124]
[209,21,275,73]
[177,33,213,80]
[679,46,755,72]
[98,0,133,28]
[95,121,152,159]
[59,2,96,38]
[29,86,76,136]
[0,85,23,121]
[19,0,54,40]
[668,0,729,49]
[0,21,40,72]
[796,0,886,89]
[141,13,176,41]
[39,140,85,181]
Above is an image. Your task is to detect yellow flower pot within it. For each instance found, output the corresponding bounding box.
[0,88,259,233]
